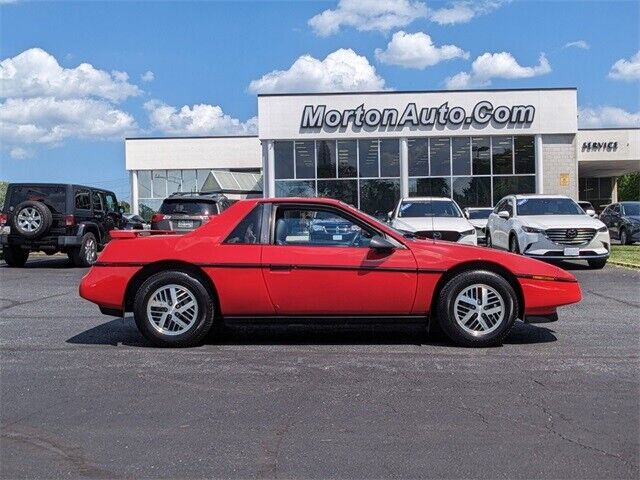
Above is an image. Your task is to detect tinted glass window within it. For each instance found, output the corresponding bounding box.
[493,176,535,204]
[105,193,118,212]
[409,177,451,198]
[504,200,514,216]
[452,177,491,208]
[75,190,91,210]
[430,138,451,176]
[92,191,104,211]
[514,136,535,174]
[516,198,583,216]
[317,179,358,207]
[296,141,316,179]
[274,141,294,179]
[8,185,67,213]
[398,201,461,218]
[379,139,400,177]
[359,178,400,216]
[466,209,493,219]
[622,203,640,216]
[451,137,471,175]
[337,140,357,177]
[182,170,197,193]
[225,205,263,244]
[358,139,379,177]
[159,200,216,215]
[275,180,315,198]
[408,138,429,176]
[315,140,335,178]
[471,137,490,175]
[274,208,373,248]
[137,171,152,198]
[492,137,513,174]
[152,171,168,198]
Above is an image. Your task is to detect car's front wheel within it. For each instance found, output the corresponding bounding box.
[134,271,215,347]
[485,231,493,248]
[509,234,520,254]
[619,228,630,245]
[437,270,518,347]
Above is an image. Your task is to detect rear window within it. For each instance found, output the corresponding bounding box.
[7,185,67,213]
[159,200,217,215]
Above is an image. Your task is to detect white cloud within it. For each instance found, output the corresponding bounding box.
[375,31,468,69]
[0,48,141,102]
[248,48,386,94]
[563,40,590,50]
[578,106,640,128]
[9,147,31,160]
[0,97,138,144]
[608,51,640,81]
[308,0,428,36]
[444,52,551,89]
[144,100,257,136]
[428,0,510,25]
[141,70,155,82]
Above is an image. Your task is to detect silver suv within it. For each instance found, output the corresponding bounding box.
[151,193,232,233]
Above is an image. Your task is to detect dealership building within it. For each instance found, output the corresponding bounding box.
[126,87,639,216]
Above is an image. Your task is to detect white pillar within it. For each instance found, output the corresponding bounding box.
[264,140,275,197]
[535,135,544,194]
[130,170,139,215]
[399,137,409,198]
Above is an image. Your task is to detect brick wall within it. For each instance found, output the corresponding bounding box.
[542,134,578,198]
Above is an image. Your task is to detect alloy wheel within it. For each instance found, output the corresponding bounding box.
[17,207,42,233]
[453,283,506,336]
[85,237,97,263]
[146,284,199,336]
[620,230,627,245]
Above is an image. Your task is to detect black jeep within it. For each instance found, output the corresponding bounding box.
[0,183,124,267]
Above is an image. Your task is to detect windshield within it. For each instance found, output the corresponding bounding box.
[160,200,216,215]
[622,203,640,216]
[466,209,492,219]
[398,201,461,218]
[516,198,584,216]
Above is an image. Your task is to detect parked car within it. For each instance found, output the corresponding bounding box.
[577,201,597,217]
[122,213,146,230]
[463,207,493,244]
[79,197,582,348]
[599,201,640,245]
[486,194,610,269]
[388,197,477,245]
[0,183,123,267]
[151,193,232,233]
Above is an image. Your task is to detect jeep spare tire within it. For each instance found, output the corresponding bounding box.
[11,201,53,239]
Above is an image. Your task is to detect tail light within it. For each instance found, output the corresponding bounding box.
[64,214,76,226]
[0,213,7,226]
[151,213,166,224]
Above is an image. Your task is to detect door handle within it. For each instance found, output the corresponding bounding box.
[269,264,292,271]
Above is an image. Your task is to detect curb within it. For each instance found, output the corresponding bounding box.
[608,260,640,270]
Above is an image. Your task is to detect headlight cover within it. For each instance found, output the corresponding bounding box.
[460,229,475,236]
[597,225,608,232]
[522,226,543,233]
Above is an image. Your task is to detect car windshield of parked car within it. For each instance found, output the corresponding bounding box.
[159,200,215,215]
[622,203,640,216]
[516,198,583,216]
[398,201,461,218]
[467,209,492,219]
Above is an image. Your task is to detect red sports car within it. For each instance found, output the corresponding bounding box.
[79,198,581,347]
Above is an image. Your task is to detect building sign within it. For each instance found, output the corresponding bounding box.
[582,141,618,152]
[300,101,536,129]
[559,173,570,187]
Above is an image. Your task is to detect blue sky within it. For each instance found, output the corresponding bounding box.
[1,0,639,200]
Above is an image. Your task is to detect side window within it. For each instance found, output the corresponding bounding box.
[504,200,514,216]
[92,191,104,211]
[273,207,374,248]
[225,205,264,244]
[494,200,504,214]
[75,190,91,210]
[104,192,118,212]
[612,204,620,215]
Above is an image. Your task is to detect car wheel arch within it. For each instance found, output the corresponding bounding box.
[123,260,220,316]
[429,260,524,320]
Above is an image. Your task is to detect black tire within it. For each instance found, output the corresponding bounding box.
[437,270,519,347]
[485,231,493,248]
[11,201,53,239]
[69,232,98,267]
[509,234,520,254]
[2,247,29,267]
[588,258,607,269]
[133,271,215,347]
[619,228,630,245]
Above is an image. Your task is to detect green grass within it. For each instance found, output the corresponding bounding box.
[610,244,640,268]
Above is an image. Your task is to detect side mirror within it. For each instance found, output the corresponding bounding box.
[369,235,395,252]
[463,210,469,219]
[586,209,596,217]
[498,210,510,219]
[387,211,393,222]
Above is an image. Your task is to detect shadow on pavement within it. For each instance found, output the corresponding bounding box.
[1,256,79,269]
[66,317,557,348]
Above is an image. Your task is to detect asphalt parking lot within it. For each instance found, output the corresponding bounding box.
[1,257,638,479]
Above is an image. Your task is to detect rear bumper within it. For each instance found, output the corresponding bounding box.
[1,233,82,249]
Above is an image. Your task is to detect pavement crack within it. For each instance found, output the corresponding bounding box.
[583,289,640,308]
[0,291,72,312]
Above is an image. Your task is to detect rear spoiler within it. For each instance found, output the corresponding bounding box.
[110,230,178,239]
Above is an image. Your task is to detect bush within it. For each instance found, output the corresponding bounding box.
[618,172,640,201]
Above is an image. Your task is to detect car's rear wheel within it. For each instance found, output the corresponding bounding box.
[588,258,607,269]
[437,270,518,347]
[3,246,29,267]
[134,271,215,347]
[69,232,98,267]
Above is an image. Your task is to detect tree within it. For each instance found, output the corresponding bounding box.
[119,200,131,213]
[0,181,7,208]
[618,172,640,201]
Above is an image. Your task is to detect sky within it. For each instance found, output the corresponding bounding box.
[1,0,639,200]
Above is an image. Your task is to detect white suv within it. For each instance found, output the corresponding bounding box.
[389,197,477,245]
[486,194,610,269]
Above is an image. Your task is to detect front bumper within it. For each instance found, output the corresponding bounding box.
[518,231,609,261]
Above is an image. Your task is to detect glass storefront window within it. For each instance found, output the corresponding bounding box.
[493,175,535,204]
[452,177,491,208]
[197,169,211,191]
[152,170,167,198]
[451,137,471,176]
[472,137,491,175]
[295,141,315,179]
[492,136,513,174]
[275,141,294,179]
[360,179,400,216]
[408,138,429,176]
[315,140,335,178]
[514,136,535,174]
[380,139,400,177]
[317,179,358,207]
[182,170,197,193]
[337,140,357,178]
[409,177,451,197]
[137,170,151,198]
[430,138,451,176]
[276,180,315,198]
[359,139,379,177]
[165,170,182,195]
